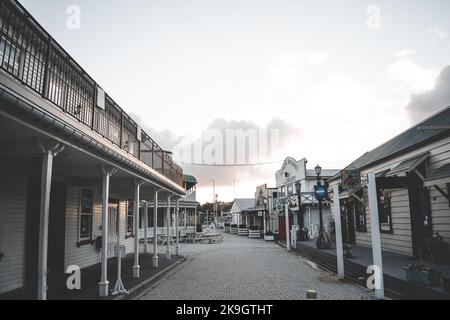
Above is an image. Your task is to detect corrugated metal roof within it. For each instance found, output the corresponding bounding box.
[387,152,429,176]
[233,198,256,212]
[426,163,450,182]
[306,169,340,178]
[329,107,450,181]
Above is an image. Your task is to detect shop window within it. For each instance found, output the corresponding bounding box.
[355,201,367,232]
[126,200,134,237]
[378,189,393,233]
[79,189,93,241]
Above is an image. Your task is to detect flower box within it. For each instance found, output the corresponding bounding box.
[404,265,442,287]
[248,229,261,238]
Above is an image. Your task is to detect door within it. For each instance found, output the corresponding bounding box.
[107,201,119,257]
[278,215,294,241]
[47,182,67,296]
[408,172,432,257]
[346,201,356,245]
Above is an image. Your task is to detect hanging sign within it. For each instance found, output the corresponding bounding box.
[341,169,361,192]
[314,185,328,201]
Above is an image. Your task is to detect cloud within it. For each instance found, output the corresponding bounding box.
[427,26,448,41]
[386,58,439,94]
[268,51,328,89]
[395,50,416,58]
[406,65,450,123]
[130,114,301,188]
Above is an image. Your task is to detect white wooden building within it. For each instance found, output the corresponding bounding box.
[328,107,450,258]
[0,0,186,299]
[274,157,339,240]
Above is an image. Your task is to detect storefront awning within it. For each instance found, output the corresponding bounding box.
[339,188,364,203]
[424,163,450,187]
[386,152,430,177]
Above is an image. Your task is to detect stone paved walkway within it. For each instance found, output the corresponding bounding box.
[139,232,375,300]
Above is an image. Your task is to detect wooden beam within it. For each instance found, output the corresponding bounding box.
[434,185,449,201]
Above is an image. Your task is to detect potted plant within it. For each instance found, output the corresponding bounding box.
[404,264,442,287]
[422,233,450,265]
[442,269,450,294]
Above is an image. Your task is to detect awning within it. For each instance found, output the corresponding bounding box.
[386,152,430,177]
[424,163,450,187]
[339,187,364,203]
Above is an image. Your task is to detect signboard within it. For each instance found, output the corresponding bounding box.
[314,185,328,201]
[341,169,361,192]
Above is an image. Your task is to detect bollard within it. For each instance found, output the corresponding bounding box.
[307,290,318,300]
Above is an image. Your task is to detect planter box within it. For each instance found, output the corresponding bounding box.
[248,229,261,239]
[264,235,275,242]
[224,226,231,233]
[405,269,442,287]
[238,229,248,236]
[230,227,238,234]
[443,277,450,294]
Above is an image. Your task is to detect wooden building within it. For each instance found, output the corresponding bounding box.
[0,0,185,299]
[329,107,450,258]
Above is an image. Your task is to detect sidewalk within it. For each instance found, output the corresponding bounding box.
[289,239,450,300]
[0,253,186,300]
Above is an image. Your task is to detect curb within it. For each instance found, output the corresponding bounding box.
[113,256,188,300]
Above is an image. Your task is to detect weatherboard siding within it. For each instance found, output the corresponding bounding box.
[357,136,450,256]
[64,187,133,270]
[0,170,28,294]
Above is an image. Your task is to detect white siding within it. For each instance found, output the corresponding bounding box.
[358,137,450,256]
[64,187,133,270]
[0,170,28,294]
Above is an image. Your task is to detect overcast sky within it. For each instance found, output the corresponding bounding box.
[21,0,450,203]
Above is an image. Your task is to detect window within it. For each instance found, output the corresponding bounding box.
[148,207,154,228]
[355,202,367,232]
[79,189,93,241]
[378,189,392,233]
[126,200,134,237]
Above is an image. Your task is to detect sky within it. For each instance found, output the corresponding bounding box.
[20,0,450,203]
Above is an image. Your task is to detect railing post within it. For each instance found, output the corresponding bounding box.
[41,37,52,100]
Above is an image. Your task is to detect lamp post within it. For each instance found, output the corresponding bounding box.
[315,164,331,249]
[295,181,307,241]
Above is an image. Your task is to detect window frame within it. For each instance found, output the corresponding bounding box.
[126,200,134,239]
[378,188,393,234]
[78,189,94,246]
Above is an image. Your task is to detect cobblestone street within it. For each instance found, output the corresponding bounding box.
[139,233,375,300]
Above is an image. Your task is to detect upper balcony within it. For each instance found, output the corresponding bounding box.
[0,0,183,187]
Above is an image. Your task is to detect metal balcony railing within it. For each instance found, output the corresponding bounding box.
[0,0,183,187]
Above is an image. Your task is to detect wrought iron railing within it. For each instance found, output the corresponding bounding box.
[0,0,183,187]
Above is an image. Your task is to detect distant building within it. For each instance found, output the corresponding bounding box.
[274,157,339,241]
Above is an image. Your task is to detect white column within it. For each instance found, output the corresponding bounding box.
[175,200,180,256]
[285,203,291,251]
[144,201,149,254]
[99,165,117,297]
[194,206,198,230]
[263,211,267,235]
[166,195,172,260]
[37,141,64,300]
[133,181,143,278]
[368,172,385,299]
[184,208,187,233]
[153,190,160,268]
[333,186,345,280]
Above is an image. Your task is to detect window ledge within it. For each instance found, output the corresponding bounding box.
[77,239,94,248]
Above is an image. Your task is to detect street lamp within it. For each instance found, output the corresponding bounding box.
[263,197,268,237]
[315,164,331,249]
[295,181,307,241]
